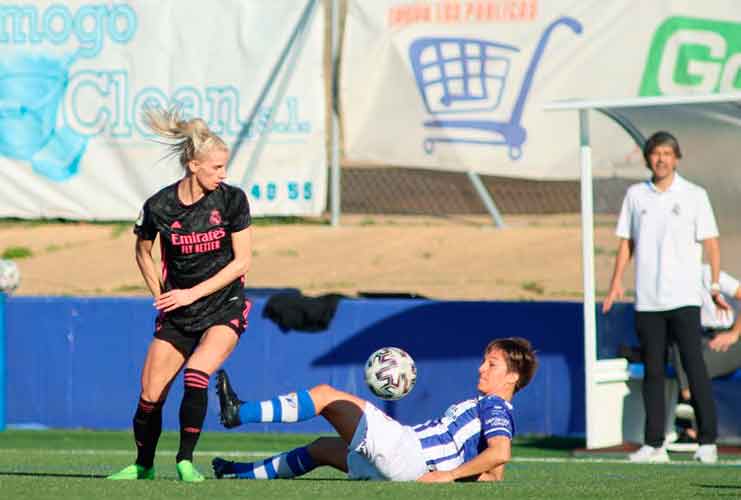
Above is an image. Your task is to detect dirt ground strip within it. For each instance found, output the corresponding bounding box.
[0,214,633,300]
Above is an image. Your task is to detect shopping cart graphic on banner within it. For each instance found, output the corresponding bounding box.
[409,17,582,159]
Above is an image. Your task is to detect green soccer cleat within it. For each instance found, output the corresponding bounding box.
[106,464,155,480]
[176,460,205,482]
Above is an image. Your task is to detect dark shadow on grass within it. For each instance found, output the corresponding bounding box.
[0,471,106,479]
[692,484,741,490]
[515,436,585,451]
[292,478,349,482]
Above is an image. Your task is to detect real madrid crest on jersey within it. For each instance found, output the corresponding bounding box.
[209,209,222,226]
[672,203,681,216]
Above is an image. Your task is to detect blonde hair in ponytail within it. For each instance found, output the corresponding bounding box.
[142,106,227,169]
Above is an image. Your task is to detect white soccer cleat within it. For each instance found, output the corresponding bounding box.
[693,444,718,464]
[628,445,670,463]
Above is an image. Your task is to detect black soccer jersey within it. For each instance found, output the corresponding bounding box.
[134,181,251,332]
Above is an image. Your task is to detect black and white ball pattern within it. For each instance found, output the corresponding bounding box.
[0,259,20,293]
[364,347,417,400]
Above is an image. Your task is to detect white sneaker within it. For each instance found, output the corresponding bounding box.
[693,444,718,464]
[628,445,670,463]
[664,430,679,445]
[665,431,699,453]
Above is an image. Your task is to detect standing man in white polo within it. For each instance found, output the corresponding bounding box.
[602,131,729,464]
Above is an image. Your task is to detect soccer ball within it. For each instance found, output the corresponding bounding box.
[0,259,20,293]
[364,347,417,400]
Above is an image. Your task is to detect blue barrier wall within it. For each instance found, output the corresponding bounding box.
[597,302,637,359]
[5,297,585,436]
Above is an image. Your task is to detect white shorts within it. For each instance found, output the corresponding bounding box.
[346,402,428,481]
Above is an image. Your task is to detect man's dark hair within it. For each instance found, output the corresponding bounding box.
[643,131,682,165]
[485,337,538,393]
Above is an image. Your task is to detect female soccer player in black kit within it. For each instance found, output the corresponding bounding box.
[108,108,252,482]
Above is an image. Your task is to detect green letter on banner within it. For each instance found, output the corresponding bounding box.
[640,16,741,96]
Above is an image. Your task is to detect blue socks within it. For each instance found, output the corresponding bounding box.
[238,389,316,423]
[233,446,317,479]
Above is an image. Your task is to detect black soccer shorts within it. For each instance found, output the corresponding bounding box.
[154,299,252,357]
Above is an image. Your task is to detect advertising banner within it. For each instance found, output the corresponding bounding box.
[341,0,741,179]
[0,0,326,219]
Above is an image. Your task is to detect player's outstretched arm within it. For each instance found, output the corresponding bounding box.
[189,226,252,297]
[135,236,162,297]
[417,436,511,483]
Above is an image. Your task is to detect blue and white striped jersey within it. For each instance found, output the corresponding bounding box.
[412,395,514,471]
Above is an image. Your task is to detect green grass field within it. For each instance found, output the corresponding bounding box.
[1,430,740,499]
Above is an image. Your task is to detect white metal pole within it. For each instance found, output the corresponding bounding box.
[238,0,318,189]
[330,0,341,227]
[579,109,598,449]
[467,171,505,228]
